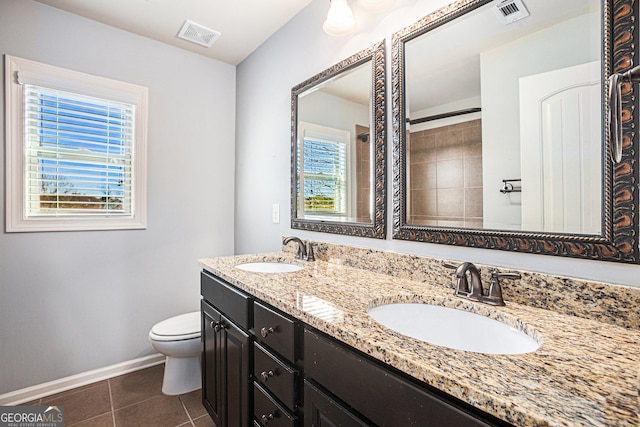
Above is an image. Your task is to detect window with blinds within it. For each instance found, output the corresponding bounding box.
[24,85,135,217]
[5,55,148,232]
[298,135,348,215]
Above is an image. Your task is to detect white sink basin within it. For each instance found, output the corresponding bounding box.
[234,262,304,273]
[367,303,539,354]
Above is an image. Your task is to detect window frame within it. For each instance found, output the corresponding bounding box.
[297,121,352,219]
[5,55,148,232]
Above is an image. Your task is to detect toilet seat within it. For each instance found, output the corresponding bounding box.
[149,311,200,341]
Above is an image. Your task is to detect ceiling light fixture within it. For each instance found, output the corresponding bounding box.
[323,0,356,36]
[358,0,395,13]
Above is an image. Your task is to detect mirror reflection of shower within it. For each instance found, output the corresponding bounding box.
[404,0,602,234]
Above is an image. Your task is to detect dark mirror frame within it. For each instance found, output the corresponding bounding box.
[391,0,639,262]
[291,41,387,239]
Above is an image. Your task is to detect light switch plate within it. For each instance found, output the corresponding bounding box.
[272,203,280,224]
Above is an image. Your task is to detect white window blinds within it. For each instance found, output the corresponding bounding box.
[299,136,348,214]
[23,84,135,217]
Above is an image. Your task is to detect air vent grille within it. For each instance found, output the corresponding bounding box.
[177,20,221,48]
[493,0,530,24]
[500,3,519,17]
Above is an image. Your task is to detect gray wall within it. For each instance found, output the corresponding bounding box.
[235,0,640,286]
[0,0,236,394]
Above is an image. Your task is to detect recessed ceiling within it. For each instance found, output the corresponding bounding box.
[33,0,312,66]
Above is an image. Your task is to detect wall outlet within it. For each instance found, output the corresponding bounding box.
[272,203,280,224]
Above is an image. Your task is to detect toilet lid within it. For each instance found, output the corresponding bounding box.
[151,311,200,339]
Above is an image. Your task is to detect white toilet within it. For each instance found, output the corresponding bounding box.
[149,311,202,395]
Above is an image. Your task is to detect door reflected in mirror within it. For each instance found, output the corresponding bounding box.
[403,0,601,234]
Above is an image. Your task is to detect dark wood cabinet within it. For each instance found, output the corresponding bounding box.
[201,270,513,427]
[201,271,299,426]
[202,302,223,427]
[304,328,510,427]
[252,301,299,425]
[222,315,251,426]
[201,273,252,427]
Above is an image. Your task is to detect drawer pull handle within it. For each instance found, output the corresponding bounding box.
[260,326,275,338]
[261,413,275,424]
[260,370,275,382]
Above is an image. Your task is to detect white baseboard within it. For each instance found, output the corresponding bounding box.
[0,353,166,406]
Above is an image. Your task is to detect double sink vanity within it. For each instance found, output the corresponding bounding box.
[199,241,640,426]
[198,0,640,424]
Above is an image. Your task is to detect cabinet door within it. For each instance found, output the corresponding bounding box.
[304,380,370,427]
[202,301,224,427]
[223,315,251,427]
[202,301,252,427]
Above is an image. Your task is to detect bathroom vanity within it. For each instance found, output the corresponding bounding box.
[201,270,504,427]
[199,243,640,426]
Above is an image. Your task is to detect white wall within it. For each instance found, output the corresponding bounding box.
[299,91,369,134]
[0,0,236,394]
[235,0,640,286]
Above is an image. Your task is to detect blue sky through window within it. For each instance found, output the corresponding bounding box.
[26,86,133,213]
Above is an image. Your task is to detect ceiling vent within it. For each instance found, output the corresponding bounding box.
[177,20,221,48]
[493,0,530,24]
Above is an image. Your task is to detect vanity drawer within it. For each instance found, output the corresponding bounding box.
[254,342,298,410]
[201,271,251,330]
[304,328,494,427]
[254,301,296,361]
[254,382,297,427]
[304,379,370,427]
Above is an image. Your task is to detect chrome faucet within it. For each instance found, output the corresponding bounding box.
[282,236,315,261]
[443,262,520,306]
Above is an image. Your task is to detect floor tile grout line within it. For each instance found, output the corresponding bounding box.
[179,397,196,427]
[107,379,116,427]
[191,414,209,424]
[112,394,166,412]
[24,365,210,427]
[66,411,114,427]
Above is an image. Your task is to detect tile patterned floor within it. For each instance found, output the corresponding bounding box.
[25,365,214,427]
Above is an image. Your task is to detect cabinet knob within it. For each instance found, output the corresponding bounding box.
[261,413,275,424]
[210,320,226,332]
[260,326,275,338]
[260,370,275,382]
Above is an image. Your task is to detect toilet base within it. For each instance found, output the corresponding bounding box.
[162,355,202,395]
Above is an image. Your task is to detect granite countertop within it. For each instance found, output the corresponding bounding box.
[199,252,640,427]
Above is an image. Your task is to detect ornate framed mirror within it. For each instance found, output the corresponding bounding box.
[291,41,386,238]
[392,0,638,262]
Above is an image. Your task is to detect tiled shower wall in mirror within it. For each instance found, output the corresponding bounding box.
[355,123,372,223]
[408,119,483,227]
